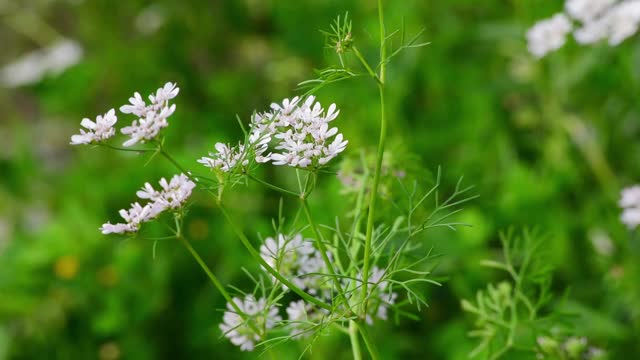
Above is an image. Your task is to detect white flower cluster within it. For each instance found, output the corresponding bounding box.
[619,185,640,229]
[198,96,347,173]
[220,295,281,351]
[259,233,330,296]
[100,173,195,234]
[70,109,118,145]
[527,0,640,58]
[120,82,179,146]
[220,232,398,350]
[70,82,179,147]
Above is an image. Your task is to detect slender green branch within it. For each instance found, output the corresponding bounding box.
[247,174,300,197]
[349,320,363,360]
[361,0,388,318]
[355,321,381,360]
[218,203,332,311]
[97,143,155,153]
[177,235,233,304]
[353,46,382,85]
[301,198,353,312]
[160,147,189,175]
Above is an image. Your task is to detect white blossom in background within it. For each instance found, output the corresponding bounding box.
[528,0,640,58]
[357,266,398,325]
[100,173,195,234]
[526,13,573,58]
[119,82,179,146]
[198,96,347,173]
[70,109,118,145]
[285,300,329,338]
[220,295,281,351]
[0,39,83,88]
[619,185,640,229]
[566,0,616,22]
[259,233,330,296]
[574,1,640,45]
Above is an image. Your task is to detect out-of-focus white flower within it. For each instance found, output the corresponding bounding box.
[529,0,640,55]
[259,233,330,296]
[619,185,640,229]
[356,266,398,325]
[285,300,329,338]
[566,0,616,22]
[574,1,640,45]
[526,13,573,58]
[70,109,118,145]
[220,295,281,351]
[135,4,166,35]
[0,39,83,88]
[119,82,179,147]
[101,173,195,235]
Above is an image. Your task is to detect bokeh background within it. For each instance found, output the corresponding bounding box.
[1,0,639,359]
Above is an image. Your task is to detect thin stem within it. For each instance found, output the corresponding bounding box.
[349,321,363,360]
[353,46,382,85]
[247,174,300,197]
[177,234,263,334]
[218,203,332,311]
[360,0,388,318]
[301,198,353,312]
[97,143,155,153]
[160,147,189,175]
[355,321,380,360]
[177,235,236,309]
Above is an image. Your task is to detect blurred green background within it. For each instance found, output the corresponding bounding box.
[1,0,639,359]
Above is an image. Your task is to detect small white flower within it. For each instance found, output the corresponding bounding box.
[119,82,179,147]
[136,173,196,210]
[101,173,195,235]
[220,295,281,351]
[526,13,573,58]
[70,109,117,145]
[100,202,162,234]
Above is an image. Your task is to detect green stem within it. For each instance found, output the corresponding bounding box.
[218,203,332,311]
[247,174,300,197]
[301,198,353,312]
[177,235,235,309]
[360,0,388,318]
[353,46,382,86]
[98,143,155,153]
[177,234,263,334]
[356,321,381,360]
[160,148,189,175]
[349,321,363,360]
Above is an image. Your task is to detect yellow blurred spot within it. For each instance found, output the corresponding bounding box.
[54,255,79,280]
[99,342,121,360]
[187,218,209,240]
[97,265,119,287]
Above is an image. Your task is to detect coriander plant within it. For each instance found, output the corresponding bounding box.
[70,2,471,358]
